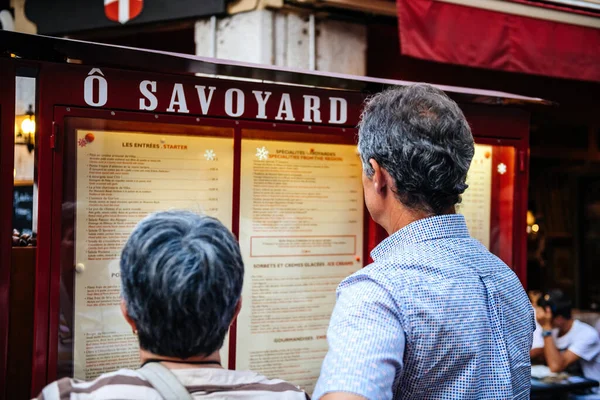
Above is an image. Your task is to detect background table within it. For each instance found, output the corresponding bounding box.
[531,376,599,400]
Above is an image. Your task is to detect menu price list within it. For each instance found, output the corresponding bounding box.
[457,144,493,248]
[237,139,364,394]
[73,129,234,379]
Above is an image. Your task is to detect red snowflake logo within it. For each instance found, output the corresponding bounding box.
[78,138,88,147]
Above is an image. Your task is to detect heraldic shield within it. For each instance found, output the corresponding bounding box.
[104,0,143,24]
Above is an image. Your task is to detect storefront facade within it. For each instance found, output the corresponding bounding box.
[0,31,543,399]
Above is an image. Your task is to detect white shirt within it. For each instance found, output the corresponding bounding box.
[532,319,600,382]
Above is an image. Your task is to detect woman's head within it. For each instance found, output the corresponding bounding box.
[119,210,243,359]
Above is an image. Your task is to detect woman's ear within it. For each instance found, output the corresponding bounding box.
[120,298,137,334]
[230,298,242,326]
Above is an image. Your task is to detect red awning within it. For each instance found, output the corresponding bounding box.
[397,0,600,82]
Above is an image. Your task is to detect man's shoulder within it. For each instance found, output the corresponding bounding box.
[565,320,600,362]
[573,320,600,340]
[338,261,398,294]
[337,249,464,296]
[35,369,159,400]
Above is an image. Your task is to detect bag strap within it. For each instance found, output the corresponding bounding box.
[138,362,194,400]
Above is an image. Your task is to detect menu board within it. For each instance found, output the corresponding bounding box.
[73,129,234,379]
[236,138,364,394]
[457,144,493,248]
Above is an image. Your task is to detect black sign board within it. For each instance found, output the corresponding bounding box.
[26,0,227,35]
[13,184,33,235]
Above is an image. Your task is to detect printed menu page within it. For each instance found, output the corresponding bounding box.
[236,138,364,394]
[457,144,493,248]
[73,129,234,379]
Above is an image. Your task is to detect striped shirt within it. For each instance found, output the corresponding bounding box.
[35,367,309,399]
[314,214,535,400]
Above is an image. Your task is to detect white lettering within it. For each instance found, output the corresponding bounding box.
[328,97,347,124]
[302,95,322,123]
[253,90,272,119]
[88,68,104,76]
[166,83,189,113]
[139,80,158,111]
[225,88,245,117]
[195,85,216,115]
[275,93,295,121]
[83,72,108,107]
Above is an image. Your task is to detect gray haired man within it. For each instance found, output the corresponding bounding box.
[36,211,309,399]
[313,84,534,400]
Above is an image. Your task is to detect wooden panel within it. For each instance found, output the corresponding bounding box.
[6,247,36,400]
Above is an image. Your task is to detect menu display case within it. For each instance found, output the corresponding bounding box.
[0,33,537,399]
[57,117,235,379]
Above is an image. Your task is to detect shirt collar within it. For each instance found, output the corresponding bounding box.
[371,214,471,261]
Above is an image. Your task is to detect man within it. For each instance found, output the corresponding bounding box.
[313,84,535,400]
[36,211,308,399]
[532,290,600,382]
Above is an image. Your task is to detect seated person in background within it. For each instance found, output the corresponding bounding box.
[532,289,600,383]
[36,210,308,400]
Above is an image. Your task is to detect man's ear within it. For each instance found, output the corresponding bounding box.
[369,159,390,194]
[120,298,137,334]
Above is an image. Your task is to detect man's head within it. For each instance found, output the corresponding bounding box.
[537,289,573,328]
[119,210,244,359]
[358,84,475,229]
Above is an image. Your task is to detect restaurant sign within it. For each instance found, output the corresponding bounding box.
[83,68,351,125]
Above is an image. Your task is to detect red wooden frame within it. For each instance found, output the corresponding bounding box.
[2,58,530,397]
[30,60,58,393]
[0,59,16,400]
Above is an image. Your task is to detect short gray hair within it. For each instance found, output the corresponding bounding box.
[120,210,243,358]
[358,84,474,215]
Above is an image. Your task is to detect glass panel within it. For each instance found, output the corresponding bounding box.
[57,117,235,380]
[235,129,364,394]
[490,145,516,267]
[458,143,516,267]
[12,76,37,246]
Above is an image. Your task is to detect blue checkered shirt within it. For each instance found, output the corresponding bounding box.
[314,214,535,400]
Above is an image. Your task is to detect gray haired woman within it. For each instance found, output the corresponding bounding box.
[36,210,309,399]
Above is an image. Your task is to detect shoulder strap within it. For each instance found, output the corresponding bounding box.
[138,362,193,400]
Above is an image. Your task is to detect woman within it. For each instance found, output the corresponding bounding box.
[36,210,308,399]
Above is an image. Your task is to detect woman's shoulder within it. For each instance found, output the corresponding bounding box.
[249,375,310,399]
[174,368,310,399]
[33,369,162,400]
